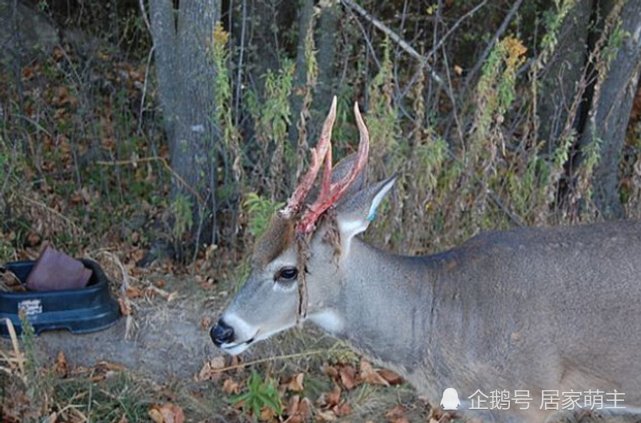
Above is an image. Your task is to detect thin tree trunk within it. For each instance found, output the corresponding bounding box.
[584,0,641,218]
[288,0,315,185]
[314,1,340,136]
[149,0,177,142]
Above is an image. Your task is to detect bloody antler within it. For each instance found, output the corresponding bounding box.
[279,96,337,220]
[294,100,370,235]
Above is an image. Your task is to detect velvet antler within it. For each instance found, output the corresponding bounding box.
[281,98,370,235]
[279,96,337,220]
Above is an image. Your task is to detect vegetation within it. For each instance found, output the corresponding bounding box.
[1,0,640,421]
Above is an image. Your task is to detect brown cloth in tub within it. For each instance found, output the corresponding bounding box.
[26,246,92,291]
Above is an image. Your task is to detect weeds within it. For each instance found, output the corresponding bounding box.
[231,371,283,419]
[243,193,285,239]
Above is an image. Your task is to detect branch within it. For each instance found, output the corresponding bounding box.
[341,0,446,89]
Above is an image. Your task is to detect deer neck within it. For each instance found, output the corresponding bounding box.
[308,237,444,377]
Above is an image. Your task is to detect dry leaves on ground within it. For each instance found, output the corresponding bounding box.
[148,403,185,423]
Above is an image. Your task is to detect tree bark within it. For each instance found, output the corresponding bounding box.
[583,0,641,218]
[313,1,340,138]
[537,1,593,156]
[288,0,340,188]
[149,0,221,252]
[288,0,315,175]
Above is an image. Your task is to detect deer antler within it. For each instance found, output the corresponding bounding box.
[295,101,370,235]
[279,96,337,220]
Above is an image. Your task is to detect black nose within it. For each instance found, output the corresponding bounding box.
[210,319,235,346]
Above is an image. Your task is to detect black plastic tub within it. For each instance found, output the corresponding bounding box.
[0,259,121,337]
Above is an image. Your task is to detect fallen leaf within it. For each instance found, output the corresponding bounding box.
[197,356,226,381]
[209,356,226,369]
[316,410,337,421]
[54,351,68,377]
[338,365,358,390]
[126,286,144,298]
[148,403,185,423]
[118,297,132,316]
[385,405,409,423]
[359,359,389,386]
[320,385,341,408]
[285,372,305,392]
[259,405,276,421]
[284,395,312,423]
[323,365,338,379]
[379,368,403,385]
[200,316,212,330]
[222,378,241,394]
[333,401,351,417]
[91,361,125,381]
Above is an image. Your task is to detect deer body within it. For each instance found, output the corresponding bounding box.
[324,223,641,421]
[212,98,641,422]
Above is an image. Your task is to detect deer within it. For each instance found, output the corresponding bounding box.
[211,97,641,422]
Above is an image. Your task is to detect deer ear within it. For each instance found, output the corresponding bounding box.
[335,175,397,242]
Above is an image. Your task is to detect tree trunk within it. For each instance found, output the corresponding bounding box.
[537,0,641,218]
[311,1,340,141]
[288,0,315,187]
[537,1,593,156]
[582,0,641,218]
[149,0,221,254]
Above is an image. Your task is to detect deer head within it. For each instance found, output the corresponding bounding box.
[211,97,396,354]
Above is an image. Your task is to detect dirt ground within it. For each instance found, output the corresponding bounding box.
[30,296,217,381]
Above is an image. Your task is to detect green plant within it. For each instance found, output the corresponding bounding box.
[170,193,194,241]
[211,22,242,183]
[245,60,295,198]
[243,193,285,238]
[231,371,283,419]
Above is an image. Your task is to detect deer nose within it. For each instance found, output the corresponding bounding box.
[211,319,235,346]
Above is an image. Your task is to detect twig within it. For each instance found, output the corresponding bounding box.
[4,318,25,377]
[96,156,205,205]
[137,45,155,134]
[206,345,349,374]
[234,0,247,129]
[400,0,489,99]
[92,250,136,340]
[488,190,525,227]
[341,0,446,89]
[425,0,489,63]
[349,8,381,70]
[138,0,151,33]
[15,114,53,138]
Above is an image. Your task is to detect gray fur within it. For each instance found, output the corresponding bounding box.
[217,178,641,422]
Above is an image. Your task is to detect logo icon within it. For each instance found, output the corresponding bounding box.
[440,387,461,410]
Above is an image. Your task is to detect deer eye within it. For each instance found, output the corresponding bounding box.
[276,267,298,282]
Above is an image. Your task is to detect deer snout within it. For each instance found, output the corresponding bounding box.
[210,319,235,346]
